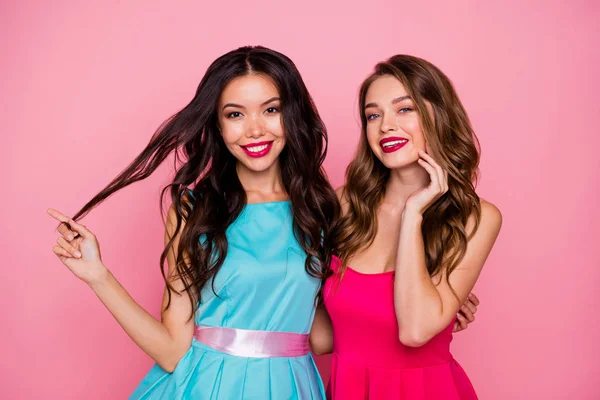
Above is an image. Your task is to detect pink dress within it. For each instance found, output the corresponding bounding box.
[324,256,478,399]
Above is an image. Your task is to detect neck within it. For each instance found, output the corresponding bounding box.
[384,161,430,205]
[236,161,285,197]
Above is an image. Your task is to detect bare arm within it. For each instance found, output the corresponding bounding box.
[310,305,334,355]
[307,186,349,356]
[394,200,502,346]
[49,206,195,372]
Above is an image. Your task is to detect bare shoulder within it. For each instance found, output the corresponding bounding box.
[479,199,502,230]
[466,198,502,239]
[165,194,196,244]
[166,205,184,231]
[163,207,181,258]
[335,186,345,201]
[166,191,196,232]
[164,202,192,280]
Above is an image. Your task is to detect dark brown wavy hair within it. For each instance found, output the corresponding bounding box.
[334,54,481,287]
[71,46,339,317]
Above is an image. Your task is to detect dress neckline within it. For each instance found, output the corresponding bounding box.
[346,266,395,277]
[245,200,290,206]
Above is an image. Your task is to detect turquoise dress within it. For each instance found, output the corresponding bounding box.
[131,201,326,399]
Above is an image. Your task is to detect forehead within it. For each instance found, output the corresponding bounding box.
[365,75,408,102]
[219,74,279,104]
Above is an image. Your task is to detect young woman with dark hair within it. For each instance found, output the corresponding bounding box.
[48,46,339,399]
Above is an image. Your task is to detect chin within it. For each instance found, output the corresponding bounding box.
[240,157,279,173]
[379,154,419,170]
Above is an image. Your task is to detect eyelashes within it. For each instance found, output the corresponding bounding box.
[227,111,242,118]
[226,106,280,119]
[366,107,414,121]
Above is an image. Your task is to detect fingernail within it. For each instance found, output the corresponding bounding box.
[67,235,73,241]
[75,252,82,258]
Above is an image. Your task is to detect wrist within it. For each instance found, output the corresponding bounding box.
[88,264,111,290]
[402,206,424,222]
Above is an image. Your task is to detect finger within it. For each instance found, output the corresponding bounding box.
[54,253,68,264]
[47,209,87,238]
[453,320,461,333]
[453,317,465,332]
[67,218,94,240]
[463,299,478,315]
[53,245,72,258]
[57,223,76,241]
[57,236,82,258]
[417,159,443,196]
[418,150,440,167]
[468,293,480,306]
[419,151,446,192]
[456,313,468,330]
[47,208,72,224]
[460,305,475,322]
[417,152,443,189]
[417,159,440,189]
[438,167,448,193]
[443,169,449,192]
[419,151,446,184]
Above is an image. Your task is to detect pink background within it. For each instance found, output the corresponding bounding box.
[2,1,599,398]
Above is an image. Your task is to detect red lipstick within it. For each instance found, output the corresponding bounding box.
[379,137,408,153]
[241,141,274,158]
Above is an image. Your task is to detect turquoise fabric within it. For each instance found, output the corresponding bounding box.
[130,201,325,399]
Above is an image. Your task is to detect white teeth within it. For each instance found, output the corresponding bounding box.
[382,140,407,147]
[246,144,268,152]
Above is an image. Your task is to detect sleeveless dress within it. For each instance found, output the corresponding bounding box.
[324,257,478,399]
[131,201,326,399]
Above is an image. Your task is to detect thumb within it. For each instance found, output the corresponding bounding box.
[67,219,95,240]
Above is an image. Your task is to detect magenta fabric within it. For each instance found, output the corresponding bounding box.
[324,256,477,399]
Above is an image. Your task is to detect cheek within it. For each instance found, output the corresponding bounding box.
[220,125,244,145]
[266,117,284,137]
[404,118,426,149]
[365,133,385,162]
[366,126,380,151]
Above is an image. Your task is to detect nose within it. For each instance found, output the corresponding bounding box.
[246,115,266,139]
[380,112,397,134]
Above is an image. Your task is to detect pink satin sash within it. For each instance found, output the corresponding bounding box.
[194,325,310,358]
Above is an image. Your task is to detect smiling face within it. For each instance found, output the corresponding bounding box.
[217,74,286,174]
[363,75,427,170]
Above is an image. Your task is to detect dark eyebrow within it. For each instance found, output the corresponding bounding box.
[222,97,281,111]
[222,103,244,111]
[261,97,280,106]
[364,95,411,109]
